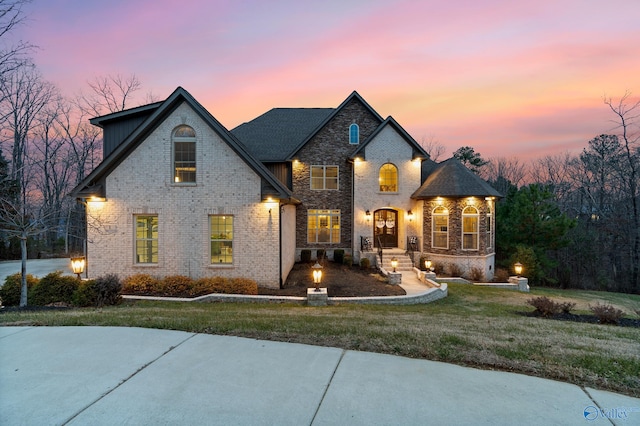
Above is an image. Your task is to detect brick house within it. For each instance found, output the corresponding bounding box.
[72,87,501,288]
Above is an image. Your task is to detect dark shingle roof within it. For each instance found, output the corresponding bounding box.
[231,108,334,161]
[412,158,502,199]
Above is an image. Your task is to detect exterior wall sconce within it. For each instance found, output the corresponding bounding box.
[391,257,398,272]
[71,256,86,279]
[312,261,323,291]
[365,210,371,221]
[407,210,413,222]
[514,262,523,277]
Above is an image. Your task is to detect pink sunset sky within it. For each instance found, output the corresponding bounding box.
[11,0,640,161]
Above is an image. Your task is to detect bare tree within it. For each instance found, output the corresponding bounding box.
[604,92,640,291]
[0,0,33,79]
[419,135,446,162]
[484,157,528,193]
[79,73,142,115]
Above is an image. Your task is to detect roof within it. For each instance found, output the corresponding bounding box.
[71,87,294,202]
[231,108,334,161]
[411,158,502,199]
[350,116,429,161]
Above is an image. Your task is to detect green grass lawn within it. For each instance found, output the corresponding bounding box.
[2,284,639,397]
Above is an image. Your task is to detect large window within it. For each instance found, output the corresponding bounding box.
[210,216,233,264]
[307,209,340,243]
[432,206,448,249]
[349,123,359,144]
[379,163,397,192]
[486,205,493,249]
[173,125,196,183]
[135,215,158,263]
[311,165,338,190]
[462,206,479,250]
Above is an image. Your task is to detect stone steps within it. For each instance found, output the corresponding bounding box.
[377,249,414,272]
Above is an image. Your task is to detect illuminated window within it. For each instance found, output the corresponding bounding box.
[311,165,338,190]
[349,123,359,144]
[210,216,233,264]
[135,215,158,263]
[462,206,479,250]
[307,209,340,243]
[432,206,448,249]
[173,125,196,183]
[486,205,493,249]
[379,163,398,192]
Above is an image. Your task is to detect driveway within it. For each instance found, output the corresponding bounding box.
[0,258,73,284]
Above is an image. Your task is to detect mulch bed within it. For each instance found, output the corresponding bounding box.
[520,311,640,328]
[258,261,405,297]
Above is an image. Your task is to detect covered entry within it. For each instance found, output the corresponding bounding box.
[374,209,397,248]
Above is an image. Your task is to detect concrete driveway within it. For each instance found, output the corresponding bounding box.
[0,258,73,284]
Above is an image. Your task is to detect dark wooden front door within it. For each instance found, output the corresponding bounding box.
[374,209,398,248]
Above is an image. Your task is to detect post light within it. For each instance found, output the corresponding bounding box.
[312,261,323,291]
[425,259,432,271]
[71,256,86,280]
[391,257,398,273]
[514,262,523,277]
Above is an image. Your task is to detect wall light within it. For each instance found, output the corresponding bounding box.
[365,210,371,222]
[407,210,413,222]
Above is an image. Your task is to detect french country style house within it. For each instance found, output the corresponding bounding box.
[72,87,501,288]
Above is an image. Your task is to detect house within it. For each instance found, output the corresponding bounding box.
[72,87,501,288]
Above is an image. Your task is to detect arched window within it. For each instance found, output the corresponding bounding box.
[379,163,398,192]
[349,123,359,144]
[432,206,448,249]
[486,205,493,249]
[462,206,479,250]
[173,125,196,183]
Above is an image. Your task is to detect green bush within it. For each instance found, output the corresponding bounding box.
[343,254,353,267]
[334,249,345,264]
[316,249,326,261]
[122,274,160,294]
[31,271,79,306]
[300,250,311,263]
[73,279,98,307]
[0,273,39,306]
[360,257,371,269]
[94,274,122,307]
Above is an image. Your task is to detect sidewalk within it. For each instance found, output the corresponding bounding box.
[1,326,638,425]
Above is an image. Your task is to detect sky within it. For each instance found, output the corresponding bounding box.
[9,0,640,161]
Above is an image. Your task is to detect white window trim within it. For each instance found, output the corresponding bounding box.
[172,126,197,185]
[462,206,479,251]
[307,209,341,244]
[134,215,158,264]
[210,215,234,265]
[431,207,449,249]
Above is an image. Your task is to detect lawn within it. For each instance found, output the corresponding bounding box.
[1,283,639,397]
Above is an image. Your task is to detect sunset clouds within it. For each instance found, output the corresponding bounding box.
[12,0,640,160]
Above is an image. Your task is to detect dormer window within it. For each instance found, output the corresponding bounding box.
[173,125,196,183]
[349,123,359,144]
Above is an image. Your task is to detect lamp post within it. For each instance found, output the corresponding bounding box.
[391,257,398,273]
[71,256,86,280]
[312,261,323,292]
[514,262,523,277]
[425,259,432,271]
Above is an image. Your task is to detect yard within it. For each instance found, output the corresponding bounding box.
[2,276,639,397]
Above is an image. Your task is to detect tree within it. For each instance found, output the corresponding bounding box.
[420,135,446,162]
[453,146,488,174]
[484,157,528,195]
[0,0,33,79]
[79,73,142,116]
[604,92,640,292]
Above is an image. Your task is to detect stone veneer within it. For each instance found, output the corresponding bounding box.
[292,98,381,256]
[85,102,287,288]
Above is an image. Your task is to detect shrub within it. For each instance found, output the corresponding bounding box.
[300,249,311,263]
[493,268,510,282]
[93,274,122,307]
[589,303,624,325]
[558,301,576,314]
[526,296,559,317]
[333,249,345,264]
[159,275,194,297]
[193,277,258,296]
[360,257,371,269]
[73,279,98,307]
[0,273,39,306]
[467,267,485,282]
[343,254,353,267]
[31,271,79,306]
[316,249,326,261]
[448,263,463,277]
[122,274,160,294]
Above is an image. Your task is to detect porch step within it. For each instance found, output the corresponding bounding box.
[377,249,414,272]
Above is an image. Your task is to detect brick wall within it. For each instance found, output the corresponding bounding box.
[85,102,283,288]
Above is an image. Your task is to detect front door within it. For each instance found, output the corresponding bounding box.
[374,209,398,248]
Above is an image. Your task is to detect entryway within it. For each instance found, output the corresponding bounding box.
[374,209,398,248]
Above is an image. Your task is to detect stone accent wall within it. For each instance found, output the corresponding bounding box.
[85,102,282,288]
[293,98,381,251]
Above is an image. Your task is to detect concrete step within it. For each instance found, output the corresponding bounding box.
[377,251,414,272]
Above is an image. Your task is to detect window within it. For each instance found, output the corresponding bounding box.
[486,206,493,249]
[308,209,340,243]
[432,206,448,249]
[135,215,158,263]
[379,163,398,192]
[210,216,233,264]
[310,165,338,190]
[462,206,479,250]
[349,123,359,144]
[173,125,196,183]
